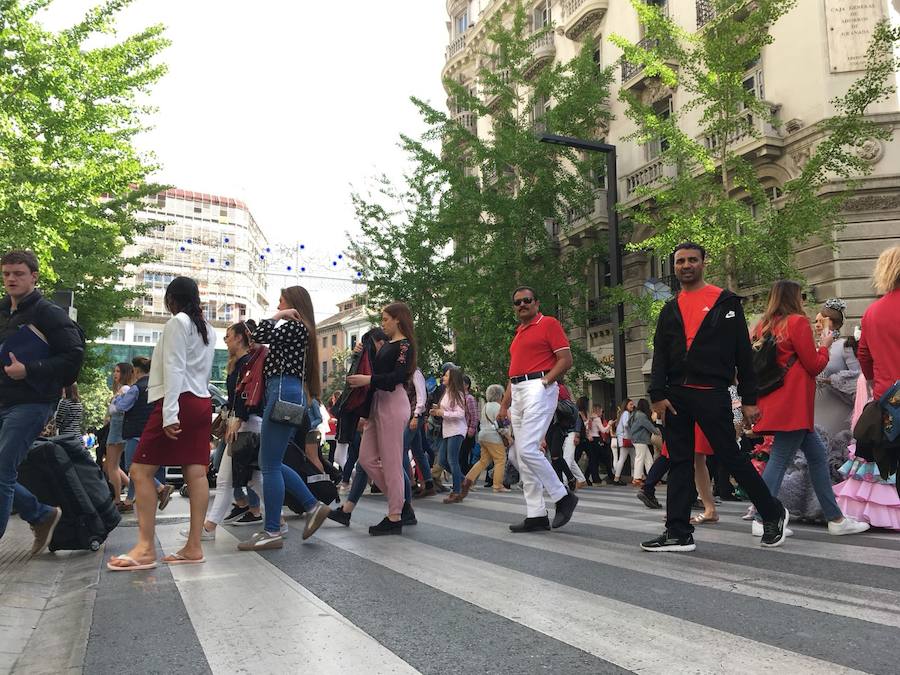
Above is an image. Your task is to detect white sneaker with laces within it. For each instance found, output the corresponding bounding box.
[179,527,215,541]
[751,520,794,537]
[827,517,870,535]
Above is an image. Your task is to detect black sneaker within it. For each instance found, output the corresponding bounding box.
[369,483,382,495]
[229,511,263,526]
[327,508,351,526]
[552,492,578,529]
[640,531,696,552]
[223,504,249,523]
[368,517,402,536]
[509,515,551,533]
[401,502,417,526]
[760,505,790,548]
[637,491,662,510]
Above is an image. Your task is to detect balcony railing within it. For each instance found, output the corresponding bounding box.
[620,37,658,83]
[623,158,676,198]
[699,104,781,154]
[446,33,467,60]
[523,32,556,79]
[696,0,715,28]
[480,68,510,108]
[453,111,478,134]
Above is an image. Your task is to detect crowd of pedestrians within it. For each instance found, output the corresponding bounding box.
[0,241,898,570]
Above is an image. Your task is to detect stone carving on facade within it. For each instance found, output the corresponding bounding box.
[790,145,812,172]
[842,194,900,213]
[640,78,674,106]
[856,138,884,165]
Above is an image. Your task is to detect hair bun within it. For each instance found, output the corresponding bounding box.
[823,297,846,314]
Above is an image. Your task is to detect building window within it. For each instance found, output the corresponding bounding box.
[533,0,552,30]
[531,93,551,132]
[219,207,228,218]
[332,359,337,374]
[350,334,358,350]
[454,8,469,36]
[592,37,602,68]
[107,328,125,342]
[134,331,153,344]
[321,361,328,381]
[646,97,672,160]
[331,334,337,346]
[322,336,327,348]
[193,205,202,214]
[156,194,166,208]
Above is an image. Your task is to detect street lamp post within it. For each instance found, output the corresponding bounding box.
[539,133,627,404]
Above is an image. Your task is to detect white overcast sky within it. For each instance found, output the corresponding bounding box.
[39,1,448,319]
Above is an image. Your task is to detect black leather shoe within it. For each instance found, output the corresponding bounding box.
[509,515,551,533]
[327,508,351,527]
[369,517,402,536]
[552,492,578,529]
[401,502,417,526]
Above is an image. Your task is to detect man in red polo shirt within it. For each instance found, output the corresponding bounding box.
[498,286,578,532]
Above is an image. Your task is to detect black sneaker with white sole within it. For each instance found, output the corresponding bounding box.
[223,504,249,523]
[229,511,263,526]
[640,531,696,552]
[760,505,789,548]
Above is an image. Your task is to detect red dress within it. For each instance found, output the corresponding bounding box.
[753,314,828,433]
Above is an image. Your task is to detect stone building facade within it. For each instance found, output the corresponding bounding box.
[441,0,900,410]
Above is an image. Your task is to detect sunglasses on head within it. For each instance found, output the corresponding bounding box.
[513,297,535,306]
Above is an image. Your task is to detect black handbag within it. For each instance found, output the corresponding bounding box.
[269,340,308,427]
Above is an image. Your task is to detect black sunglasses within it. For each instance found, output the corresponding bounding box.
[513,297,535,306]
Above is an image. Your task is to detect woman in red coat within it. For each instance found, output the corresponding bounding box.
[751,281,868,536]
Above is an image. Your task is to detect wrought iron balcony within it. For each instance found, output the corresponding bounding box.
[696,0,715,28]
[587,298,612,327]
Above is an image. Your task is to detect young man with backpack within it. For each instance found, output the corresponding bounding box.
[644,242,788,552]
[0,250,85,554]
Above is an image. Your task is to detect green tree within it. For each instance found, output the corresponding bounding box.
[0,0,169,343]
[611,0,899,307]
[353,1,615,388]
[349,170,451,375]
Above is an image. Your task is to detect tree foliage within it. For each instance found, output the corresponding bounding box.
[610,0,899,312]
[0,0,169,344]
[351,1,615,388]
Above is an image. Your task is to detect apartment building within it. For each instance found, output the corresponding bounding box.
[316,297,374,387]
[442,0,900,406]
[97,188,271,383]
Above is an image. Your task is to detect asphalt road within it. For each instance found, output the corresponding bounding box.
[79,485,900,675]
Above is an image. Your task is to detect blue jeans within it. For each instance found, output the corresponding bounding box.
[341,431,361,483]
[404,417,431,482]
[233,486,260,508]
[760,429,842,522]
[445,434,464,493]
[124,437,164,501]
[260,376,317,533]
[0,402,55,537]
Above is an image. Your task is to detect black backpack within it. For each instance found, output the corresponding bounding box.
[751,333,797,397]
[554,398,579,431]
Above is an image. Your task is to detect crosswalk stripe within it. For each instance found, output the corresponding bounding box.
[445,494,900,568]
[319,522,866,675]
[401,499,900,629]
[154,524,419,675]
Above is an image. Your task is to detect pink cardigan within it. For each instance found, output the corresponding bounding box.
[440,391,467,438]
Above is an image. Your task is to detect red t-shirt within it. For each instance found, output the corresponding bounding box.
[508,314,570,377]
[677,284,723,349]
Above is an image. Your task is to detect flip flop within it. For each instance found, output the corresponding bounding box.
[106,554,157,571]
[690,513,720,525]
[162,553,205,565]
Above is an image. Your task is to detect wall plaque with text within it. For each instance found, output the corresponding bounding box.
[824,0,886,73]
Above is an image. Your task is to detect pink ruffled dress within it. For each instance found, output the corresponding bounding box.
[832,374,900,530]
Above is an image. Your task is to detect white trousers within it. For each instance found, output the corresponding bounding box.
[563,431,586,483]
[206,445,264,525]
[509,379,567,517]
[632,442,654,480]
[612,437,635,479]
[334,442,349,470]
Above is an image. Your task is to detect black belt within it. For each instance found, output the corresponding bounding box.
[510,371,546,384]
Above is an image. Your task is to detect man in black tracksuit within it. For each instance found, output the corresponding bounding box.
[0,250,85,554]
[641,242,787,552]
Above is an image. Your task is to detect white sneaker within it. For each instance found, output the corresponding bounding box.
[751,520,794,537]
[741,506,756,521]
[827,517,870,536]
[179,527,215,541]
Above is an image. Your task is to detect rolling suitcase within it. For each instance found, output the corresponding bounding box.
[18,435,121,551]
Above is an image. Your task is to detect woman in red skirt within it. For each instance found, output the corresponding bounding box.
[108,277,217,570]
